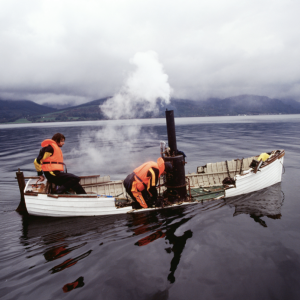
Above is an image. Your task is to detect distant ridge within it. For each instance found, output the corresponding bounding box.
[0,99,57,123]
[150,95,300,117]
[193,95,300,116]
[1,95,300,123]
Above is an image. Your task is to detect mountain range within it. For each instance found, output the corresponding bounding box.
[1,95,300,123]
[0,99,57,123]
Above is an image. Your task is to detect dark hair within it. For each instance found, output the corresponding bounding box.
[52,133,65,143]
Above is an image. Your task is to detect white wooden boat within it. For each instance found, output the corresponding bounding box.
[19,149,285,217]
[188,149,285,198]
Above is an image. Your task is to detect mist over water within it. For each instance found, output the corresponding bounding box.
[1,115,300,299]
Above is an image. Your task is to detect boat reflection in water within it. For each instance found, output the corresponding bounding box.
[129,199,225,285]
[131,208,194,283]
[62,276,85,293]
[20,207,197,295]
[225,182,283,227]
[19,185,282,295]
[20,214,128,293]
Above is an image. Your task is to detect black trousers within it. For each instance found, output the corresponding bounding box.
[45,171,86,194]
[123,173,152,208]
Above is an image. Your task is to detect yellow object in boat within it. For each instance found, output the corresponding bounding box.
[258,153,270,161]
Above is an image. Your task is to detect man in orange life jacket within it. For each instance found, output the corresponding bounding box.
[34,133,86,194]
[123,157,173,209]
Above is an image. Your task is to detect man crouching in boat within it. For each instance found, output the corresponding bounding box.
[123,158,172,209]
[33,133,86,195]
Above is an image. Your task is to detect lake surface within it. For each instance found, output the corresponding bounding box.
[1,115,300,299]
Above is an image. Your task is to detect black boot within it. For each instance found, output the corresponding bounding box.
[56,185,67,194]
[132,201,142,209]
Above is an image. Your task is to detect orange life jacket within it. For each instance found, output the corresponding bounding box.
[41,139,64,172]
[133,158,165,191]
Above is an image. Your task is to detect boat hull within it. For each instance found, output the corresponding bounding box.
[225,157,284,198]
[25,193,133,217]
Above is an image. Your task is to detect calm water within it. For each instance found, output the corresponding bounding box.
[1,115,300,299]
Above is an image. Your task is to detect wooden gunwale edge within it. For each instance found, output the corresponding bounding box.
[81,181,112,187]
[79,175,101,179]
[46,194,99,198]
[261,150,285,167]
[24,192,39,196]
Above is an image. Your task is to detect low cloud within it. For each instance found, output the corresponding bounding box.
[1,0,300,103]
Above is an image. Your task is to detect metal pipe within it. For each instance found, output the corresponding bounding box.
[160,141,166,158]
[165,110,177,155]
[164,110,188,203]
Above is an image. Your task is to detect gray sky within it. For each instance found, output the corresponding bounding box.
[1,0,300,105]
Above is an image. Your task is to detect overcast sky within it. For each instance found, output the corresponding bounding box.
[1,0,300,105]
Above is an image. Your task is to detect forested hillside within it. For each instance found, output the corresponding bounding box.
[1,95,300,123]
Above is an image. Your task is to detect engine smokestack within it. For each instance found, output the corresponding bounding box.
[163,110,187,203]
[165,110,177,156]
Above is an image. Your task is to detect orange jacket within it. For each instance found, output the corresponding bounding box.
[41,139,64,172]
[133,157,165,191]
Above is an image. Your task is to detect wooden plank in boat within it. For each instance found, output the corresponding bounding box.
[207,163,213,173]
[24,192,38,196]
[203,175,209,186]
[244,157,253,169]
[216,162,223,173]
[208,174,215,185]
[15,176,40,180]
[212,163,218,173]
[81,181,111,187]
[80,175,110,186]
[47,194,98,198]
[79,175,100,179]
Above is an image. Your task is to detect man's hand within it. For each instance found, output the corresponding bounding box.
[38,175,45,182]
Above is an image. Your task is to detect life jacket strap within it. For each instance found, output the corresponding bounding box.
[134,172,147,190]
[42,162,67,173]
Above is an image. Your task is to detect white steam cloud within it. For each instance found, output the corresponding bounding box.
[70,124,159,178]
[70,51,170,177]
[100,51,172,119]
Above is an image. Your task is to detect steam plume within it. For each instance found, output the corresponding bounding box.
[70,124,158,178]
[70,51,171,177]
[100,51,172,119]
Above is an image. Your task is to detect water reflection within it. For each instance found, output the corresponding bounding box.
[16,184,284,297]
[21,217,93,274]
[62,276,85,293]
[44,242,87,262]
[50,250,92,274]
[20,214,127,242]
[165,223,193,283]
[225,183,283,227]
[20,214,128,293]
[129,207,195,283]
